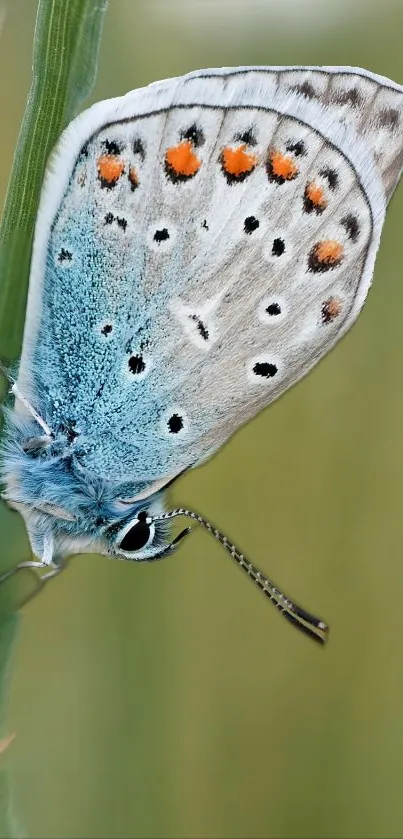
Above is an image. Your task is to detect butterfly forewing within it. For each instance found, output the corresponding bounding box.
[18,67,403,482]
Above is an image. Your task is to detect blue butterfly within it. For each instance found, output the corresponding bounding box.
[2,66,403,643]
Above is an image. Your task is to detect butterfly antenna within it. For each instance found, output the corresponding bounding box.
[151,508,329,645]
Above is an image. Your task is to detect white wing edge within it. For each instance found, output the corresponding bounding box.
[183,65,403,94]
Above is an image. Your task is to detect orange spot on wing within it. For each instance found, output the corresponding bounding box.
[305,181,327,210]
[97,155,125,185]
[316,240,343,264]
[268,149,299,181]
[221,144,258,178]
[309,240,344,272]
[165,140,201,178]
[128,166,139,189]
[322,297,343,323]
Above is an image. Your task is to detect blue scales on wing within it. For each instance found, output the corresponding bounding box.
[7,67,403,496]
[24,66,402,487]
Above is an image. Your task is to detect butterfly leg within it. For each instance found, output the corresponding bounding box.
[0,532,53,580]
[0,562,65,609]
[0,535,66,606]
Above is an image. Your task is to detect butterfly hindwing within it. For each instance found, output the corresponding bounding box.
[186,66,403,199]
[18,67,403,484]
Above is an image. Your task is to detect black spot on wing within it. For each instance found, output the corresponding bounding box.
[253,362,278,378]
[285,139,306,157]
[320,167,339,190]
[58,248,73,262]
[168,414,184,433]
[133,137,146,159]
[181,124,205,147]
[292,81,317,99]
[189,314,209,341]
[104,212,127,232]
[266,303,281,316]
[234,128,257,146]
[154,228,170,243]
[331,87,361,107]
[102,139,123,155]
[272,238,285,256]
[244,216,259,234]
[128,355,146,375]
[341,214,360,242]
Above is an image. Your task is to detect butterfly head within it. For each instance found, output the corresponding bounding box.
[1,409,182,564]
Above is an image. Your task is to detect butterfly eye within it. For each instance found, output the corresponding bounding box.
[117,512,153,553]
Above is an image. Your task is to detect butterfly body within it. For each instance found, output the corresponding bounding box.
[1,66,402,599]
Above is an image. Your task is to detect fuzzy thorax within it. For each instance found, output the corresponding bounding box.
[1,409,170,563]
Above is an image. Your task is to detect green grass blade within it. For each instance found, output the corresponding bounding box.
[0,1,109,833]
[0,614,19,839]
[0,0,108,360]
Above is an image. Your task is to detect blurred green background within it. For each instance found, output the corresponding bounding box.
[1,0,403,836]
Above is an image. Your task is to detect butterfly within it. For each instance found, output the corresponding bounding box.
[1,66,402,644]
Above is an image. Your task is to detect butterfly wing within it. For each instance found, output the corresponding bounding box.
[187,66,403,200]
[17,67,403,486]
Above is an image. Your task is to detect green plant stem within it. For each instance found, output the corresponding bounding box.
[0,1,109,833]
[0,0,108,360]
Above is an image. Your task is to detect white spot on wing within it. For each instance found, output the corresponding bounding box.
[169,290,226,351]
